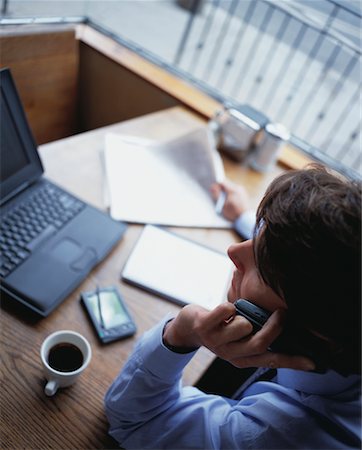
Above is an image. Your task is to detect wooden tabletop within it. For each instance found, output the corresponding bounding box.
[0,106,284,449]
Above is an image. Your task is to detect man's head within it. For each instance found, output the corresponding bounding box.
[254,164,361,375]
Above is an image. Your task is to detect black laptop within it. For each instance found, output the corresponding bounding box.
[0,68,127,316]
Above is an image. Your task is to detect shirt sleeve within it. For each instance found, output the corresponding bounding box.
[104,317,243,449]
[104,317,281,449]
[233,210,256,239]
[104,316,358,449]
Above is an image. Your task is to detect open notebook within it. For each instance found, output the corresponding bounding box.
[103,127,231,228]
[122,225,233,309]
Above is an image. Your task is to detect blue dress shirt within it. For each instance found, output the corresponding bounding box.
[105,318,361,449]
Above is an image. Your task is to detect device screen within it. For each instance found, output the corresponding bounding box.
[0,92,30,183]
[87,291,129,329]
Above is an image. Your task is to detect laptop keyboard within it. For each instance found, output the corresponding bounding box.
[0,183,85,278]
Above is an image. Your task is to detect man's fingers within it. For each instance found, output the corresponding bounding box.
[204,302,236,328]
[250,309,286,350]
[219,179,234,192]
[195,303,253,349]
[220,315,254,343]
[210,183,221,201]
[188,303,316,372]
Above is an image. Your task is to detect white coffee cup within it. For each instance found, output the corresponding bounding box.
[40,330,92,396]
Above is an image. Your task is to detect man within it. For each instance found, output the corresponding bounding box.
[105,164,361,449]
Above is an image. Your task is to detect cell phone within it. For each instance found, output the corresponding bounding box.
[234,298,329,372]
[234,299,271,334]
[81,286,137,343]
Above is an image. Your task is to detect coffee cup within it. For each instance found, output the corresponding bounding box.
[40,330,92,396]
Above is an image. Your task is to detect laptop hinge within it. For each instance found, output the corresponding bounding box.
[1,181,31,206]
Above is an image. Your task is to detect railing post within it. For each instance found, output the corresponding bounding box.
[1,0,9,15]
[174,0,201,66]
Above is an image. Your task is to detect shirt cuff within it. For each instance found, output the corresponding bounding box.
[139,316,198,381]
[233,210,256,239]
[162,319,199,354]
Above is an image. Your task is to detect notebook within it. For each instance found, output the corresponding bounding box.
[122,225,233,309]
[0,68,127,317]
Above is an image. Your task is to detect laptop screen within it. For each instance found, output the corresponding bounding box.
[0,68,43,205]
[1,93,31,180]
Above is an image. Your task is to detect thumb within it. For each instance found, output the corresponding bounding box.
[210,183,222,201]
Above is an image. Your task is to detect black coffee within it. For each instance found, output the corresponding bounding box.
[48,343,84,372]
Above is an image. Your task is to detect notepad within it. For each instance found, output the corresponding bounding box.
[122,225,233,309]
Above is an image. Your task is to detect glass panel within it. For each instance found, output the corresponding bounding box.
[2,0,87,18]
[84,1,190,65]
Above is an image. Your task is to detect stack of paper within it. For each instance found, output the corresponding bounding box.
[103,128,231,228]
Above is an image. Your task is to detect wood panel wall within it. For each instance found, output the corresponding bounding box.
[78,41,179,132]
[0,24,79,145]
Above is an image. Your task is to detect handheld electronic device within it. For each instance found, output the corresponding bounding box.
[234,298,331,372]
[81,286,136,343]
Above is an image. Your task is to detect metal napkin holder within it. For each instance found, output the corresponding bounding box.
[209,104,268,163]
[209,104,290,172]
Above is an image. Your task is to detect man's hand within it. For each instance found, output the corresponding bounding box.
[210,179,250,221]
[163,303,315,371]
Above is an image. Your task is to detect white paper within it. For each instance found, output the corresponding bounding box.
[122,225,233,309]
[103,128,231,228]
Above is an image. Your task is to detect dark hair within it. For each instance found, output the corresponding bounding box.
[254,164,361,375]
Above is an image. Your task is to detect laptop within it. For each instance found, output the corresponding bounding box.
[0,68,127,316]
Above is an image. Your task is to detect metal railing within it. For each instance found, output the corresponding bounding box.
[174,0,361,179]
[1,0,360,179]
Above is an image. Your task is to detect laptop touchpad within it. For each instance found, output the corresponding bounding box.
[51,238,97,272]
[71,248,97,272]
[51,237,82,263]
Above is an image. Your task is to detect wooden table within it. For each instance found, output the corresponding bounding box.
[0,107,284,449]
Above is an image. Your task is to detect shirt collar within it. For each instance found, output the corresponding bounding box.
[276,368,361,396]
